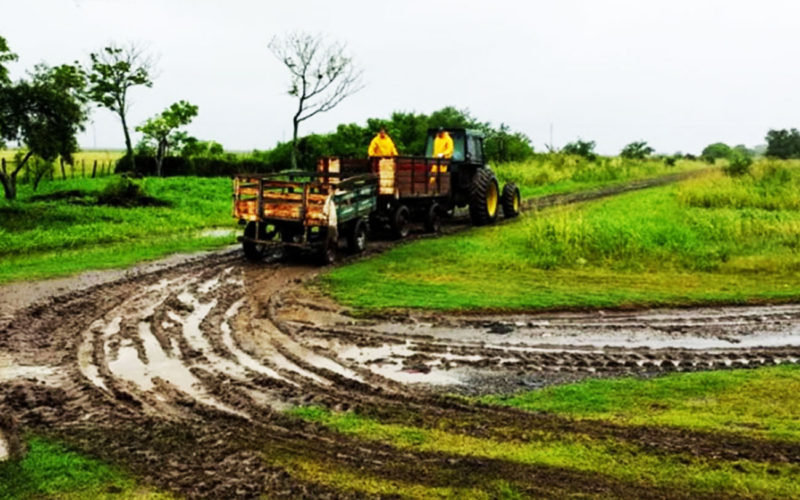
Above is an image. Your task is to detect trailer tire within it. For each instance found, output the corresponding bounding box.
[469,169,500,226]
[392,205,411,239]
[424,203,442,233]
[280,228,302,259]
[348,218,368,253]
[501,182,521,218]
[318,228,338,265]
[242,221,274,262]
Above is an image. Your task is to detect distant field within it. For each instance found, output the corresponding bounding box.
[0,176,238,283]
[495,155,707,198]
[322,160,800,312]
[0,149,124,179]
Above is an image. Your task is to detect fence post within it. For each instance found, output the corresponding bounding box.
[81,159,85,178]
[60,158,66,179]
[92,160,97,178]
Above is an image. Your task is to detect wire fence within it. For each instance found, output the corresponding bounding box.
[1,156,117,186]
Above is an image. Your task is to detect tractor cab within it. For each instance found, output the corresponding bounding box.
[424,128,486,165]
[423,127,520,224]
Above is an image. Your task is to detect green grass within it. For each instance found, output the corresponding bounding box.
[494,154,706,198]
[287,387,800,499]
[0,437,169,499]
[0,176,238,284]
[484,364,800,442]
[321,160,800,312]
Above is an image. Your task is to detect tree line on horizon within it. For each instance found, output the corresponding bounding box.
[4,31,800,199]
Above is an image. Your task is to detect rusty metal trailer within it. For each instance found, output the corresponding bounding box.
[233,168,377,264]
[322,156,451,238]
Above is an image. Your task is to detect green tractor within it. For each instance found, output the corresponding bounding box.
[424,128,520,225]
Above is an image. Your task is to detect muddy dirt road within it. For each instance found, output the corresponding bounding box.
[2,249,800,498]
[2,170,798,498]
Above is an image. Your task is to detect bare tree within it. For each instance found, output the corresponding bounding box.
[268,32,364,169]
[86,42,156,171]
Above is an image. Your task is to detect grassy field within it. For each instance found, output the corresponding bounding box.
[284,365,800,498]
[321,160,800,311]
[0,150,124,180]
[0,437,170,499]
[494,154,706,198]
[483,364,800,442]
[0,176,238,284]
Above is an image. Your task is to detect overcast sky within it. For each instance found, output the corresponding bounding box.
[4,0,800,154]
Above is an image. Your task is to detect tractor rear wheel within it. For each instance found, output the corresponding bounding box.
[468,169,500,225]
[424,203,442,233]
[501,183,521,218]
[348,218,368,253]
[242,221,275,262]
[392,205,411,239]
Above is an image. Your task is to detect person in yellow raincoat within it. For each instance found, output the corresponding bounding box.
[430,128,453,186]
[432,128,454,159]
[368,127,399,157]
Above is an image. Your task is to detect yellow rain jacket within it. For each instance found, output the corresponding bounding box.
[368,134,399,157]
[433,132,454,159]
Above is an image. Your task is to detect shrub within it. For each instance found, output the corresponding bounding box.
[701,143,731,163]
[620,141,654,159]
[725,150,753,176]
[96,176,169,207]
[561,139,597,160]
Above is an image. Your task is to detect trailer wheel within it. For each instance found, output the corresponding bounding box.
[392,205,411,239]
[242,221,275,262]
[424,203,442,233]
[469,169,500,226]
[501,182,521,218]
[318,229,338,265]
[348,218,368,253]
[280,228,302,259]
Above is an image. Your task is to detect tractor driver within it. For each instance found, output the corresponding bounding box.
[368,127,399,157]
[432,128,454,159]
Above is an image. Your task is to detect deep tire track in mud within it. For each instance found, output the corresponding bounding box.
[2,169,799,498]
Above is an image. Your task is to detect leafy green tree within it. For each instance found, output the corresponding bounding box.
[765,129,800,159]
[86,43,155,170]
[269,32,363,169]
[620,141,654,159]
[0,63,88,199]
[562,139,597,159]
[179,138,224,158]
[484,124,534,163]
[0,36,18,86]
[701,142,732,163]
[136,100,198,177]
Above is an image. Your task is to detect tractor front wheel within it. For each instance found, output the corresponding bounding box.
[469,169,500,226]
[501,183,521,218]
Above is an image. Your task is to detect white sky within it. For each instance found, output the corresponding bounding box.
[4,0,800,155]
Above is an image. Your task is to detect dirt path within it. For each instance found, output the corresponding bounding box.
[2,169,797,498]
